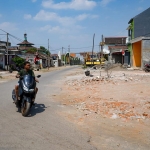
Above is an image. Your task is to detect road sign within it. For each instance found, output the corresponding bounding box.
[122,50,125,56]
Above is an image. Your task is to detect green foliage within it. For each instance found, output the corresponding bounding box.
[40,46,50,56]
[12,56,25,67]
[28,47,37,53]
[82,64,87,69]
[66,53,69,57]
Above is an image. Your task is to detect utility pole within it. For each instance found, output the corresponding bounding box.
[68,45,70,65]
[62,47,63,54]
[92,33,95,66]
[99,42,101,60]
[100,34,104,59]
[65,51,66,65]
[6,33,9,71]
[62,47,64,63]
[48,39,50,52]
[48,39,50,69]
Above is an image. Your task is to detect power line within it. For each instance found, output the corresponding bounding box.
[0,29,8,34]
[9,34,22,42]
[50,48,62,51]
[9,36,19,45]
[70,46,93,49]
[0,29,23,42]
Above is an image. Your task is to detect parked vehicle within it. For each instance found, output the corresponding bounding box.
[144,63,150,72]
[9,64,22,73]
[84,53,106,66]
[12,74,41,116]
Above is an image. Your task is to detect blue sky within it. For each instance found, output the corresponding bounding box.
[0,0,149,53]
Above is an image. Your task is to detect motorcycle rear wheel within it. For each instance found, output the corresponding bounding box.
[21,101,31,117]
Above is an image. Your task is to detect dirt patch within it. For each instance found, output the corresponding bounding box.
[54,67,150,149]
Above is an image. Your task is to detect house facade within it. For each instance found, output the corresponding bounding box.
[104,37,128,64]
[127,7,150,68]
[0,41,20,69]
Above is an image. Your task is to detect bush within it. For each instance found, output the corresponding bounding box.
[12,57,25,67]
[82,64,87,69]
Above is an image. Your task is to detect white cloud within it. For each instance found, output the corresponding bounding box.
[60,34,90,42]
[42,0,97,10]
[32,0,37,2]
[75,14,98,21]
[40,25,51,31]
[24,14,32,19]
[34,10,59,21]
[75,25,86,29]
[40,25,69,34]
[90,15,99,18]
[0,22,17,31]
[100,0,114,7]
[34,10,98,26]
[48,26,69,33]
[76,14,89,21]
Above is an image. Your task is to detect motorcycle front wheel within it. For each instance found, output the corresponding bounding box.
[21,101,31,117]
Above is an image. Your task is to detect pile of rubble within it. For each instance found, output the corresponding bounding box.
[65,72,150,86]
[72,99,150,121]
[62,69,150,121]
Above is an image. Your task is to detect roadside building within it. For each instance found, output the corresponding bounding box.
[127,7,150,68]
[104,37,128,64]
[0,41,20,69]
[51,54,59,67]
[17,33,52,68]
[17,33,36,64]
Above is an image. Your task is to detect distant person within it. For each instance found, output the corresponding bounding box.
[34,54,40,65]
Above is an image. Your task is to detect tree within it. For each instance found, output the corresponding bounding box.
[28,47,37,53]
[40,46,50,56]
[12,56,25,67]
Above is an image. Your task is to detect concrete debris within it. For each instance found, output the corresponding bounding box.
[111,113,119,119]
[62,69,150,121]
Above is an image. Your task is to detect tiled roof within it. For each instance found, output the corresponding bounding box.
[51,54,58,57]
[80,52,97,56]
[105,37,127,38]
[8,46,19,50]
[17,40,34,45]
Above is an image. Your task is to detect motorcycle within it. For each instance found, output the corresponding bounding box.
[144,63,150,72]
[12,74,41,117]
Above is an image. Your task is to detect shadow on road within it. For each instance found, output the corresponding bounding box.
[29,103,47,117]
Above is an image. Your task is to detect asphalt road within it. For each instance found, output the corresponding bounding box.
[0,66,97,150]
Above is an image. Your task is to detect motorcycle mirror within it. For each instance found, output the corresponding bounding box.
[37,75,41,78]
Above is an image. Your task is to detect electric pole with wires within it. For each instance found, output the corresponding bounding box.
[6,33,9,70]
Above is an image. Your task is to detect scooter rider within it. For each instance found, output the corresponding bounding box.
[15,61,39,104]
